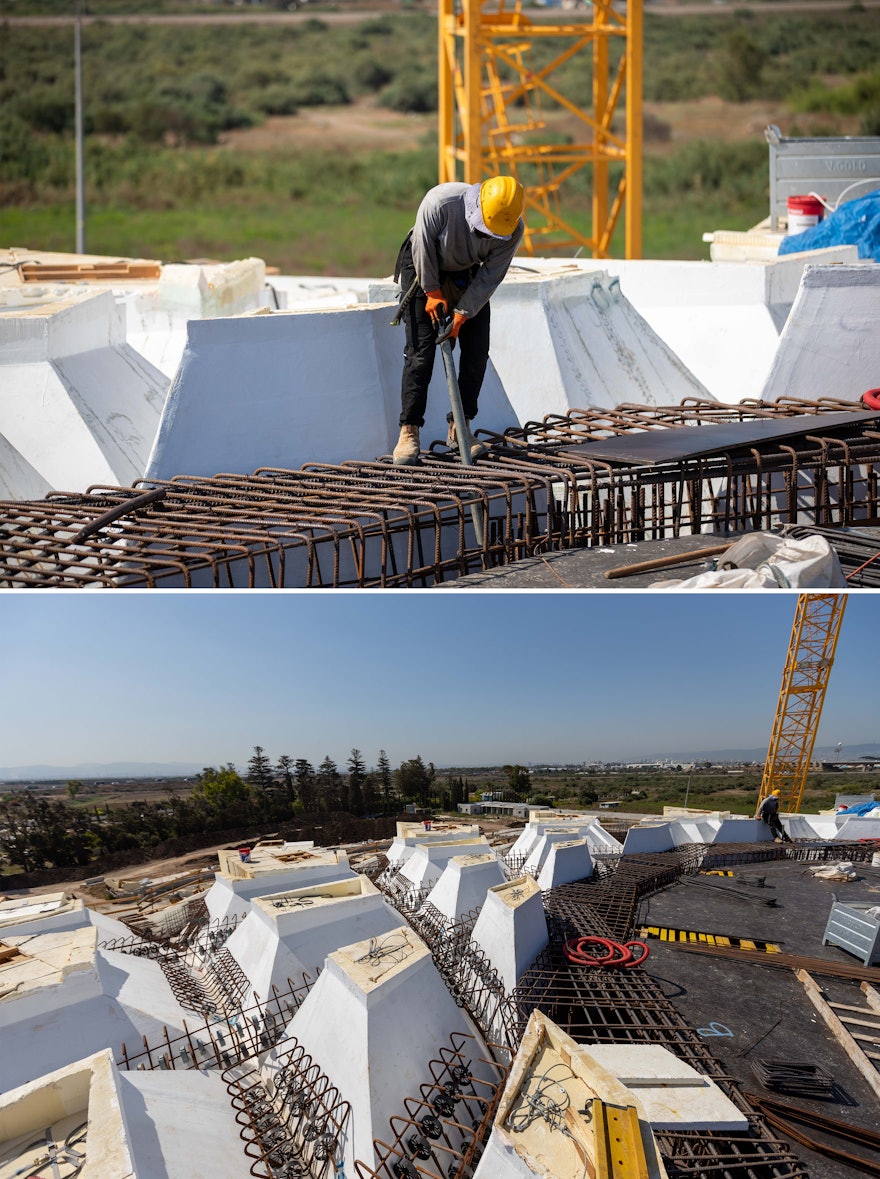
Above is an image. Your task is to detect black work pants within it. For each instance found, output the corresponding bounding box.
[397,244,491,428]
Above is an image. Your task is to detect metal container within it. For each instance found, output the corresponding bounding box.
[822,899,880,966]
[766,124,880,230]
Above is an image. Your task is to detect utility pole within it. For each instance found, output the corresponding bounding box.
[74,0,86,254]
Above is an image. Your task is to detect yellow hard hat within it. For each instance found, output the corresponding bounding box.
[479,176,525,237]
[771,789,781,796]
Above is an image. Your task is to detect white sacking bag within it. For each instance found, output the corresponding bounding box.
[651,532,846,589]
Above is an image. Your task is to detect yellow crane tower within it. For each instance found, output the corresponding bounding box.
[758,594,848,815]
[438,0,643,258]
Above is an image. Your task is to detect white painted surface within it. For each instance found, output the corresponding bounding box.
[523,831,578,876]
[203,859,354,924]
[0,292,167,497]
[272,926,484,1174]
[144,304,516,481]
[399,840,489,892]
[711,817,774,844]
[622,824,675,855]
[536,840,593,890]
[422,854,506,923]
[471,878,549,994]
[0,937,187,1093]
[118,1068,249,1179]
[224,880,401,1003]
[760,264,880,402]
[582,1045,749,1131]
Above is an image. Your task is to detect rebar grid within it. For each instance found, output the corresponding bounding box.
[226,1037,350,1179]
[408,902,520,1057]
[1,399,877,588]
[353,1032,509,1179]
[117,975,313,1072]
[510,849,813,1179]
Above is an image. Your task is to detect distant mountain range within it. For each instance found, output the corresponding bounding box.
[2,744,878,783]
[0,762,202,782]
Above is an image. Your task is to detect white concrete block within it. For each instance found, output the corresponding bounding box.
[583,1045,749,1131]
[223,875,401,1004]
[270,925,485,1174]
[144,303,516,481]
[0,292,167,497]
[760,264,880,402]
[398,839,489,892]
[203,853,353,924]
[536,839,593,890]
[622,824,675,855]
[422,853,507,924]
[471,877,549,993]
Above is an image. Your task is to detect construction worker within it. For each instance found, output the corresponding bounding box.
[391,176,525,466]
[758,790,791,842]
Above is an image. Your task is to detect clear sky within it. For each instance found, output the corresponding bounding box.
[1,593,874,772]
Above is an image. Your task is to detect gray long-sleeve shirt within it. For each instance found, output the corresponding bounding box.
[410,182,524,319]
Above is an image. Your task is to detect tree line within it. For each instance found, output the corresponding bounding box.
[0,747,477,873]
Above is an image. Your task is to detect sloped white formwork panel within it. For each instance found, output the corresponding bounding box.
[760,264,880,402]
[0,292,167,497]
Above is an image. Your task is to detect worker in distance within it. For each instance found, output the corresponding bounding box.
[391,175,525,466]
[757,789,791,842]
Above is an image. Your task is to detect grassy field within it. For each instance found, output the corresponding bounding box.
[2,8,878,269]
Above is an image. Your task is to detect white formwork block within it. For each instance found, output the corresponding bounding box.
[471,877,549,994]
[422,853,507,924]
[473,1011,667,1179]
[712,817,774,844]
[0,291,167,496]
[583,1044,749,1131]
[223,876,400,1005]
[622,824,675,856]
[759,263,880,402]
[203,853,353,924]
[267,925,487,1175]
[522,832,577,877]
[536,839,593,891]
[145,303,515,481]
[488,268,711,420]
[398,839,490,892]
[0,927,190,1093]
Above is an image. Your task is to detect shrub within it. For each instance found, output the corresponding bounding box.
[379,71,437,114]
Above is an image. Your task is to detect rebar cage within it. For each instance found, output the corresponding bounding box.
[1,398,877,588]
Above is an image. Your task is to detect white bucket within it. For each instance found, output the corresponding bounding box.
[872,851,880,868]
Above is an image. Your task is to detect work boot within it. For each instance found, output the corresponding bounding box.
[392,424,421,466]
[446,418,488,460]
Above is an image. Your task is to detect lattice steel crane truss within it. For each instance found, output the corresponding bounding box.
[438,0,643,258]
[759,594,848,815]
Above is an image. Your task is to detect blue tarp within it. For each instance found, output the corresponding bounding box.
[839,801,880,815]
[778,190,880,262]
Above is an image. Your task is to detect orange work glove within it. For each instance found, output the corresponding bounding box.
[424,289,448,324]
[446,312,468,340]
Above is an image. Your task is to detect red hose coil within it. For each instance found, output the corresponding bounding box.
[863,388,880,411]
[562,936,649,968]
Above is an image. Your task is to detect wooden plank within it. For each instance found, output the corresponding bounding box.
[0,944,21,964]
[836,1015,880,1033]
[829,1001,880,1016]
[862,981,880,1016]
[796,969,880,1100]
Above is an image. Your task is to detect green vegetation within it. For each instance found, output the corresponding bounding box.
[2,10,880,268]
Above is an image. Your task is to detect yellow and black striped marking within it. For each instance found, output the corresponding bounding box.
[638,925,781,953]
[700,869,734,877]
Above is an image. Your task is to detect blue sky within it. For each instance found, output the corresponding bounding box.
[1,594,873,771]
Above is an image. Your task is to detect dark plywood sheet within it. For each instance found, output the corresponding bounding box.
[556,410,880,466]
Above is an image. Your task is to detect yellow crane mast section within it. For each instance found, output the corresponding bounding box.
[759,594,848,815]
[438,0,643,258]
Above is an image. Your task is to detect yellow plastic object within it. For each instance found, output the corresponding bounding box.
[758,594,848,814]
[591,1098,650,1179]
[438,0,643,258]
[479,176,525,235]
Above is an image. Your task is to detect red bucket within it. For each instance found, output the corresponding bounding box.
[787,194,824,236]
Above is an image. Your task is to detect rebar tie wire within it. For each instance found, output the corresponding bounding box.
[356,932,412,967]
[506,1063,589,1179]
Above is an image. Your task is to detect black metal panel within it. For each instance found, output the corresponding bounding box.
[557,409,880,465]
